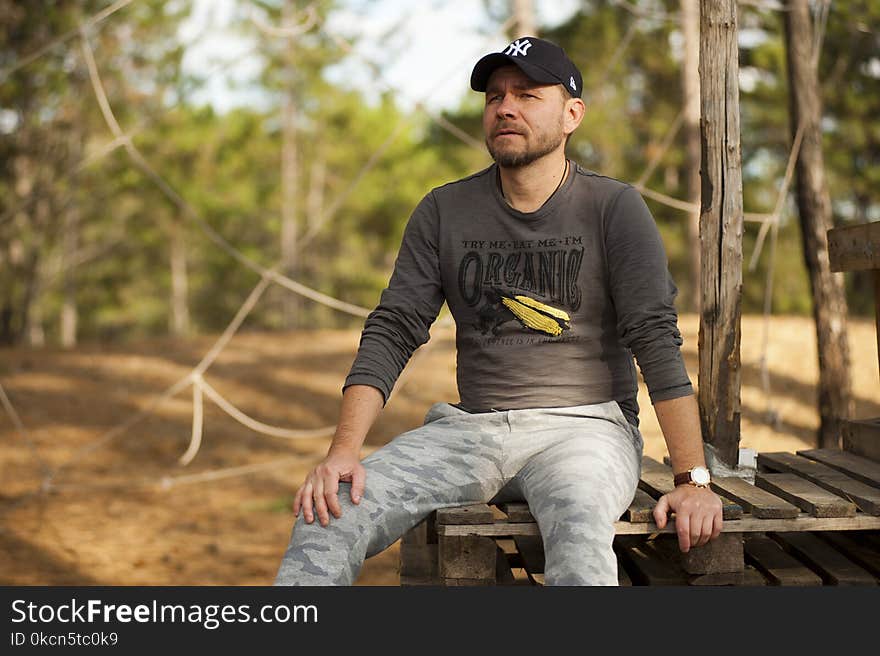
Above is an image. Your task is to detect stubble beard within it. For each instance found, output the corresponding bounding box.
[485,118,565,168]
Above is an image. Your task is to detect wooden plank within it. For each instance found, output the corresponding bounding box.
[815,531,880,579]
[495,546,517,585]
[617,540,689,586]
[425,510,438,543]
[399,575,439,586]
[623,488,657,523]
[639,457,741,520]
[770,532,877,586]
[442,578,495,586]
[436,503,494,525]
[638,456,676,496]
[755,473,856,518]
[438,535,496,580]
[688,571,746,586]
[400,519,428,545]
[711,476,800,519]
[827,221,880,272]
[798,447,880,489]
[757,452,880,515]
[719,496,744,520]
[437,514,880,537]
[687,566,766,586]
[652,533,744,574]
[399,543,437,579]
[496,502,534,523]
[513,535,545,585]
[842,420,880,466]
[744,534,823,586]
[617,556,632,586]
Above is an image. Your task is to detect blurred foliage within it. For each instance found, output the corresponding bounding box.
[0,0,877,346]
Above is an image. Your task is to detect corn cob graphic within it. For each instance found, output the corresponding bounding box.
[499,292,571,337]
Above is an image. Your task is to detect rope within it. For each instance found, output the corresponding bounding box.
[79,28,372,319]
[0,381,49,476]
[159,455,313,489]
[0,43,264,231]
[179,378,204,466]
[249,3,319,39]
[196,376,337,440]
[610,0,677,23]
[0,0,136,82]
[635,108,685,187]
[748,119,806,271]
[43,274,273,488]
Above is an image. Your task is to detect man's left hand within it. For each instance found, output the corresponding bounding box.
[652,486,723,553]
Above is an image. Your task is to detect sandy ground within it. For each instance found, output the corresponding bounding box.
[1,314,877,585]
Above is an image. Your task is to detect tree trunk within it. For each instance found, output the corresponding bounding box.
[60,203,79,347]
[680,0,701,313]
[169,217,190,336]
[512,0,537,37]
[698,0,744,468]
[783,0,852,448]
[280,0,300,329]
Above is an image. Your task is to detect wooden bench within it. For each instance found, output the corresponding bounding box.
[400,222,880,585]
[399,450,880,586]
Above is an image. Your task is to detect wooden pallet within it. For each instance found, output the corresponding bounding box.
[399,449,880,586]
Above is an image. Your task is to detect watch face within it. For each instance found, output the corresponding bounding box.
[692,466,710,486]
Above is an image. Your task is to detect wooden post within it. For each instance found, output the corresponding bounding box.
[436,505,497,586]
[828,221,880,462]
[680,0,701,313]
[698,0,744,468]
[784,0,852,449]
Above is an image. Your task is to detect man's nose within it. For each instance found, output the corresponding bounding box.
[495,92,518,118]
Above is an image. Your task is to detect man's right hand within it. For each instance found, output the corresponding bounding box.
[293,448,366,527]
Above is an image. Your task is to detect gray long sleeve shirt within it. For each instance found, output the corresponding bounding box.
[343,162,693,427]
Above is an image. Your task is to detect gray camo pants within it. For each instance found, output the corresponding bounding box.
[274,400,643,586]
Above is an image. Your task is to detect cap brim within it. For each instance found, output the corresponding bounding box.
[470,53,562,92]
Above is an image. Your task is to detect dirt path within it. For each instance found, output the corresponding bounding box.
[1,315,877,585]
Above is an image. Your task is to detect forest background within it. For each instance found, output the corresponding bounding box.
[1,1,879,585]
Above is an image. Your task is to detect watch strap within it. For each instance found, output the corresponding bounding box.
[673,471,692,487]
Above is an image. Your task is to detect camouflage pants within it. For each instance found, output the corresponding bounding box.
[274,400,643,586]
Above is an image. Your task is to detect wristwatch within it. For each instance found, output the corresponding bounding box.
[673,465,711,488]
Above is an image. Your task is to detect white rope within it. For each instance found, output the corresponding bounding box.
[610,0,677,23]
[748,119,807,272]
[179,378,204,466]
[79,29,372,319]
[738,0,788,10]
[0,43,263,230]
[811,0,831,70]
[299,119,412,248]
[159,455,313,489]
[0,380,49,475]
[196,376,337,440]
[635,108,685,187]
[43,274,273,487]
[0,0,136,81]
[41,372,194,491]
[249,4,319,39]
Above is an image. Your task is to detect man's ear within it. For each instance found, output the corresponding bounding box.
[563,97,586,137]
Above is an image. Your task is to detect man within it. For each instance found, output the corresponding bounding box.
[275,37,722,586]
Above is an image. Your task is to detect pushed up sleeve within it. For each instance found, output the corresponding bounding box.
[604,186,693,403]
[343,192,445,404]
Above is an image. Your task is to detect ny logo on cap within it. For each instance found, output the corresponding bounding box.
[505,39,532,57]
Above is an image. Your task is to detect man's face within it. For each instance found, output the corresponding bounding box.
[482,65,568,168]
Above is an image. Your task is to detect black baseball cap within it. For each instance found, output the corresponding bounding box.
[470,36,583,98]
